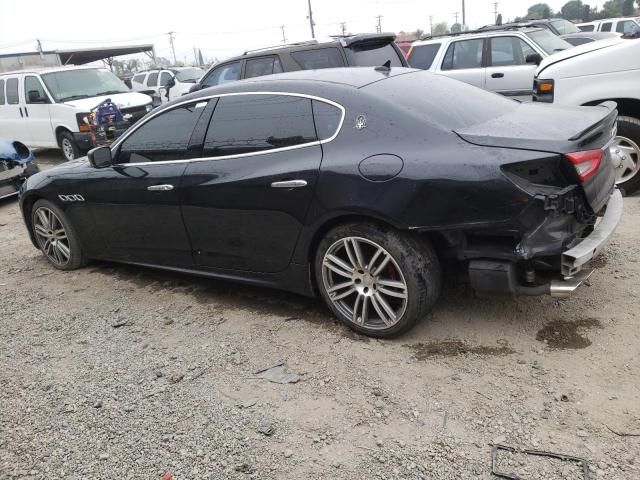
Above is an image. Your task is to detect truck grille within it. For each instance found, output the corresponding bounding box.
[120,105,148,124]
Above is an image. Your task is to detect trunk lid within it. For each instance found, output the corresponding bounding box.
[455,101,618,213]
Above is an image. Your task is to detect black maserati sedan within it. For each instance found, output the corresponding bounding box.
[19,67,622,337]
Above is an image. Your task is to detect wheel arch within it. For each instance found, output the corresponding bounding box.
[21,193,45,248]
[54,125,75,146]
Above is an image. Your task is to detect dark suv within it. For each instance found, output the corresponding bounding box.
[189,33,407,92]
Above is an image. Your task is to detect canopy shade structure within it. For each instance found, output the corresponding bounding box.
[57,44,155,65]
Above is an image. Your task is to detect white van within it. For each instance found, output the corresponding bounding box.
[131,67,204,104]
[0,66,153,160]
[577,17,640,34]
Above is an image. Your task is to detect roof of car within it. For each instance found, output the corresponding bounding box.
[0,65,105,76]
[412,27,544,45]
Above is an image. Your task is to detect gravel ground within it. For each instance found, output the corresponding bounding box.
[1,151,639,480]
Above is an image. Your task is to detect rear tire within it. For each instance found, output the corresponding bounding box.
[314,222,441,338]
[59,131,80,161]
[612,116,640,195]
[31,199,87,270]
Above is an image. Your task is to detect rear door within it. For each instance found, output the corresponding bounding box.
[438,38,487,89]
[180,93,332,273]
[485,36,539,101]
[0,75,29,144]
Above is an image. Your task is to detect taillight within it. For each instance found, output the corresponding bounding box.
[565,150,603,182]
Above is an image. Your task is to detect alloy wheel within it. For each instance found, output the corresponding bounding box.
[61,138,75,161]
[321,237,408,331]
[33,207,71,266]
[610,135,640,184]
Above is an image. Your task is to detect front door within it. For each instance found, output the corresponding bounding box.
[23,75,55,147]
[181,93,323,273]
[84,99,212,266]
[485,36,539,101]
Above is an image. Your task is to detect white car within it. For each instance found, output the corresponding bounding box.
[0,66,152,160]
[577,17,640,34]
[131,67,204,104]
[533,37,640,193]
[407,27,572,101]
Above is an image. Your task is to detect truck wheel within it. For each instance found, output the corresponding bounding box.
[611,116,640,194]
[314,222,441,338]
[59,131,80,161]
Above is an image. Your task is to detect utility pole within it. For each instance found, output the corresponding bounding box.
[36,38,44,59]
[307,0,316,38]
[494,2,499,23]
[429,15,433,35]
[376,15,382,33]
[462,0,466,28]
[340,22,346,36]
[453,12,459,24]
[280,25,287,43]
[167,31,177,65]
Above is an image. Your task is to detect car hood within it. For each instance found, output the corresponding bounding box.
[62,92,151,111]
[536,37,624,75]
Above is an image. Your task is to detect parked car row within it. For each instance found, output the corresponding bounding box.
[130,66,204,103]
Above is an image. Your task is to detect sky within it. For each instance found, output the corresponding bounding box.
[0,0,602,64]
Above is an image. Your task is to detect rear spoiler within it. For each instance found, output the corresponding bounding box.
[339,33,396,48]
[569,101,618,148]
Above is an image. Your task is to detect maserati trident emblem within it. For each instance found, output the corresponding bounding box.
[355,114,367,130]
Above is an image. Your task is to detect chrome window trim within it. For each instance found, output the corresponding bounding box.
[111,91,346,166]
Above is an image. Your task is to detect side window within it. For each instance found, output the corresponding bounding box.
[601,22,612,32]
[616,21,635,33]
[146,72,159,86]
[203,94,317,157]
[0,79,5,105]
[490,37,536,66]
[202,62,241,87]
[441,39,484,70]
[312,100,343,141]
[244,56,284,79]
[407,44,441,70]
[6,78,19,104]
[117,101,208,163]
[579,25,595,32]
[291,48,345,69]
[25,76,48,104]
[159,72,172,86]
[132,74,145,83]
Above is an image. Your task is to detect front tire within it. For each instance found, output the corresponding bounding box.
[611,116,640,194]
[59,131,80,161]
[32,199,87,270]
[314,222,441,338]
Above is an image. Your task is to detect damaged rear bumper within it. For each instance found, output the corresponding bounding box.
[561,188,623,276]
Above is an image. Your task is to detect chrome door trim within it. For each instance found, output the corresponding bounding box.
[147,184,174,191]
[270,180,308,188]
[109,91,346,167]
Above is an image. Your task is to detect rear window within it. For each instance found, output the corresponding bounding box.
[364,71,518,130]
[291,48,345,69]
[525,30,572,54]
[132,74,145,83]
[601,22,612,32]
[343,42,403,67]
[441,39,484,70]
[0,79,4,104]
[578,25,595,32]
[407,44,441,69]
[146,72,158,86]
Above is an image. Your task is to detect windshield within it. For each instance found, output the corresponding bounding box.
[526,30,573,54]
[550,19,581,34]
[344,42,404,67]
[41,69,129,102]
[174,67,204,83]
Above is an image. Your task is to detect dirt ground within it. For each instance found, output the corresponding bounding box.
[1,151,639,480]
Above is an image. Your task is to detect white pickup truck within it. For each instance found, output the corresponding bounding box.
[533,36,640,194]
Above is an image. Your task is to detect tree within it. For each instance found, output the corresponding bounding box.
[561,0,585,20]
[496,13,503,25]
[600,0,624,17]
[451,22,462,33]
[582,4,592,20]
[622,0,635,15]
[527,3,553,19]
[432,22,449,35]
[415,28,424,38]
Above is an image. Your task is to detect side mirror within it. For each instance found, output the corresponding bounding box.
[88,146,112,168]
[188,83,202,93]
[28,90,49,103]
[526,53,543,66]
[167,77,176,88]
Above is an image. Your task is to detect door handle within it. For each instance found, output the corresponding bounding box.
[271,180,308,189]
[491,73,504,78]
[19,107,23,118]
[147,184,174,191]
[24,107,28,117]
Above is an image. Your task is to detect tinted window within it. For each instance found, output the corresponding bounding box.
[202,62,241,87]
[565,37,593,46]
[291,48,345,69]
[0,79,4,105]
[407,44,441,69]
[490,37,536,66]
[312,100,342,140]
[146,72,159,86]
[245,56,284,79]
[133,74,145,83]
[159,72,172,86]
[204,95,316,157]
[118,101,208,163]
[616,20,639,33]
[549,19,581,34]
[25,76,48,103]
[525,30,572,54]
[442,39,484,70]
[6,78,19,104]
[601,22,612,32]
[344,42,403,67]
[365,70,518,130]
[579,25,595,32]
